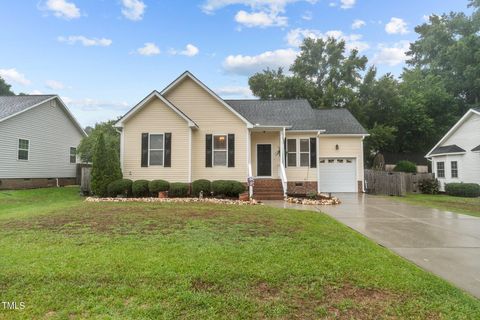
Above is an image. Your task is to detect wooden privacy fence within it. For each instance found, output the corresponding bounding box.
[80,166,92,195]
[364,169,433,196]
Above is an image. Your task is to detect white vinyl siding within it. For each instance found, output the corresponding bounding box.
[0,99,84,179]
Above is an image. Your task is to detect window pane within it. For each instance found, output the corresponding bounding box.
[150,134,164,149]
[287,153,296,167]
[287,139,296,152]
[70,147,76,156]
[18,150,28,160]
[300,153,309,167]
[300,139,309,152]
[150,150,164,165]
[214,150,227,166]
[214,135,227,150]
[19,139,29,150]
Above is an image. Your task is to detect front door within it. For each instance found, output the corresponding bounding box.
[257,144,272,177]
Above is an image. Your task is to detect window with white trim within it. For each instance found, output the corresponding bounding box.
[214,135,227,166]
[18,139,29,160]
[299,139,310,167]
[149,134,164,166]
[287,139,297,167]
[437,161,445,178]
[70,147,77,164]
[451,161,458,178]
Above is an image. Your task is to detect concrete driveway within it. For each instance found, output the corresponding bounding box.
[266,193,480,298]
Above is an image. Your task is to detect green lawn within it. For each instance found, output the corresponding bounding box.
[390,193,480,217]
[0,188,479,319]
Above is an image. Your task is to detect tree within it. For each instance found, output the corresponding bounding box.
[90,133,122,197]
[0,76,15,96]
[77,120,120,163]
[249,37,368,110]
[407,1,480,112]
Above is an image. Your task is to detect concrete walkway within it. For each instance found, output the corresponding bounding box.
[265,194,480,298]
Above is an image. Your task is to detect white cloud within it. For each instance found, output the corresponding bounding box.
[62,97,131,126]
[43,0,81,19]
[202,0,318,28]
[0,68,31,86]
[181,44,199,57]
[302,11,312,21]
[169,44,200,57]
[352,19,366,29]
[285,28,369,52]
[385,17,408,34]
[137,42,161,56]
[121,0,146,21]
[235,10,287,27]
[57,35,112,47]
[340,0,355,9]
[223,48,298,76]
[216,86,253,98]
[45,80,65,90]
[372,41,410,66]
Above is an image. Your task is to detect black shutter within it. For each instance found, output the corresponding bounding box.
[228,134,235,167]
[164,133,171,167]
[141,133,149,167]
[284,138,287,168]
[310,137,317,168]
[205,134,213,167]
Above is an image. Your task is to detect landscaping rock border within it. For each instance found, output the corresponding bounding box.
[285,196,340,205]
[85,197,263,205]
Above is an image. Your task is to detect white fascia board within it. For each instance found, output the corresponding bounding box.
[425,109,476,157]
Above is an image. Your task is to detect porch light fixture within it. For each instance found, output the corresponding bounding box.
[335,144,339,150]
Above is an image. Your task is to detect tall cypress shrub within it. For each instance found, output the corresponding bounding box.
[91,133,122,197]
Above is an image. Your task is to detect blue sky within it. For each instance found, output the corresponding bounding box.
[0,0,470,127]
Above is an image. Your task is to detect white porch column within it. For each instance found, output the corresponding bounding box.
[246,128,253,197]
[316,132,321,193]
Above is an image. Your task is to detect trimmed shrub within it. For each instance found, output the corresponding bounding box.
[393,160,417,173]
[445,183,480,198]
[211,180,246,198]
[132,180,150,197]
[149,180,170,196]
[91,133,122,197]
[107,179,133,197]
[419,178,439,195]
[169,183,190,197]
[192,179,211,197]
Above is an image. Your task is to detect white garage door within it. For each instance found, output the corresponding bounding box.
[319,158,357,192]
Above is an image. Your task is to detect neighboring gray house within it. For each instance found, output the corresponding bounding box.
[0,95,86,189]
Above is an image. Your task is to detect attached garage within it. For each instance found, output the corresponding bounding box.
[319,158,357,192]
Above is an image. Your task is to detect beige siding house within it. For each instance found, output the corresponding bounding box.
[115,72,368,199]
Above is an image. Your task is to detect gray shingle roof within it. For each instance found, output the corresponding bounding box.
[430,144,466,155]
[472,145,480,152]
[0,95,55,120]
[225,99,367,134]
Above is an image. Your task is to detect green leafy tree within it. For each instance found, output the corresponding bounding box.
[77,120,120,163]
[0,76,15,96]
[407,1,480,112]
[249,37,367,110]
[90,133,122,197]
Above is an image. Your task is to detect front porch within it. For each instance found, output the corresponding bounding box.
[247,128,320,199]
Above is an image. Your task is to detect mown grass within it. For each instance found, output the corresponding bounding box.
[391,193,480,218]
[0,187,479,319]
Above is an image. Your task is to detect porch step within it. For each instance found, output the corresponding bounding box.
[253,179,284,200]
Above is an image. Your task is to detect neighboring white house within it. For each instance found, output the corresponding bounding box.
[0,95,86,189]
[425,108,480,191]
